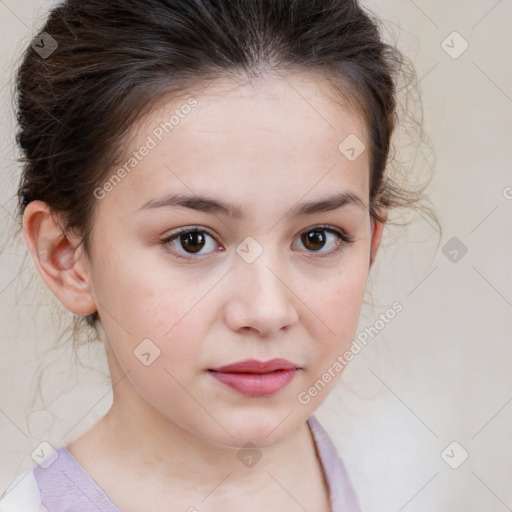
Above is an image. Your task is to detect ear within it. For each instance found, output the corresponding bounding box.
[22,200,97,316]
[369,209,388,268]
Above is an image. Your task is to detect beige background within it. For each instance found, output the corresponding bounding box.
[1,1,511,510]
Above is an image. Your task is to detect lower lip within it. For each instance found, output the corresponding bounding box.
[208,369,298,397]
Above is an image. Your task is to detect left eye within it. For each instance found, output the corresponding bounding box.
[293,226,353,256]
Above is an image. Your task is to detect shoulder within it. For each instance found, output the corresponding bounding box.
[0,469,47,512]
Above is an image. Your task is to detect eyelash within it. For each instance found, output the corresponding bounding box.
[160,224,355,261]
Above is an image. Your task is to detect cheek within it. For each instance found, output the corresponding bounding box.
[91,241,200,334]
[305,256,369,361]
[298,260,368,405]
[90,247,211,378]
[103,286,209,418]
[311,255,368,323]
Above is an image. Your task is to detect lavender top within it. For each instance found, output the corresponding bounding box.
[0,415,361,512]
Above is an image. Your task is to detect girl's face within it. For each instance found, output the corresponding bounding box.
[81,72,384,447]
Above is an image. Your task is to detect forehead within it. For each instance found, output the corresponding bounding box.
[99,71,370,218]
[145,70,368,144]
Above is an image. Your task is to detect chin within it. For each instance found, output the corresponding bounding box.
[194,408,308,449]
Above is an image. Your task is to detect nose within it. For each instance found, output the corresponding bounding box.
[224,250,299,337]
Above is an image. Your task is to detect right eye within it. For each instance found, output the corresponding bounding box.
[160,227,221,260]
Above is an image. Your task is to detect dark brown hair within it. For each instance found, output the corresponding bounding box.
[14,0,439,343]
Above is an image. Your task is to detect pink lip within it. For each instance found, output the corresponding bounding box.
[208,358,301,397]
[210,358,300,373]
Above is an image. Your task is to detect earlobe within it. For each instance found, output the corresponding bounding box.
[23,200,97,316]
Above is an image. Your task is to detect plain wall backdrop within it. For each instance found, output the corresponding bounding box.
[0,1,511,510]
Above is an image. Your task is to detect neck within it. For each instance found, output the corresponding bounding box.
[101,389,312,490]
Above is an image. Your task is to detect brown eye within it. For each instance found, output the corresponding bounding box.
[180,231,206,253]
[294,225,354,257]
[301,230,327,251]
[161,227,219,259]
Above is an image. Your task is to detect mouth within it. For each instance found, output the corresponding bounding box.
[207,359,301,397]
[208,358,301,374]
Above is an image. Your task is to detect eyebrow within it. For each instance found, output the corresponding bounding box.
[137,191,366,218]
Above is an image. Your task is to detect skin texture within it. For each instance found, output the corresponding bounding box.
[23,71,387,511]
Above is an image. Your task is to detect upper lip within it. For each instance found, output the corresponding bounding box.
[209,358,301,374]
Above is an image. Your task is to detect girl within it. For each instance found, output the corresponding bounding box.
[1,0,435,510]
